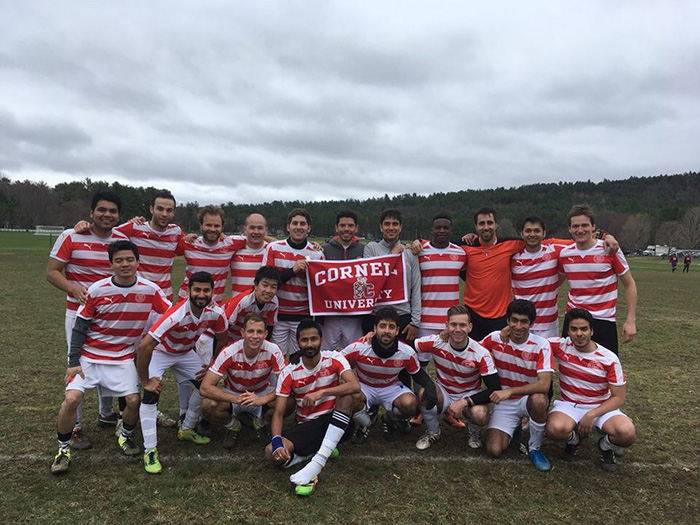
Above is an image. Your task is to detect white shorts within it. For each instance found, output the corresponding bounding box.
[223,387,272,420]
[195,333,215,363]
[437,384,478,415]
[272,320,301,355]
[417,327,442,339]
[488,396,532,437]
[149,349,206,386]
[66,357,139,397]
[531,327,559,339]
[360,382,414,411]
[321,316,363,351]
[549,400,629,431]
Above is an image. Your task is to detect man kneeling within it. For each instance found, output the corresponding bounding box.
[265,319,360,496]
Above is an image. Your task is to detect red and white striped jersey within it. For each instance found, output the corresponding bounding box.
[549,337,625,405]
[480,331,554,399]
[558,240,630,321]
[341,340,419,388]
[230,236,267,296]
[261,240,324,315]
[418,242,467,330]
[209,339,285,394]
[149,300,228,355]
[415,335,497,396]
[77,277,170,363]
[50,228,129,311]
[177,236,246,303]
[222,291,278,341]
[115,222,183,302]
[277,351,351,423]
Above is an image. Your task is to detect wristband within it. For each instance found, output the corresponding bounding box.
[271,435,284,453]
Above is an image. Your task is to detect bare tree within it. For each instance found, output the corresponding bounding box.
[618,214,651,252]
[656,221,680,246]
[673,207,700,249]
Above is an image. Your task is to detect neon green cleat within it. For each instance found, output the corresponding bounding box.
[294,476,318,497]
[51,450,71,475]
[178,428,211,445]
[118,435,140,456]
[143,448,162,474]
[330,448,340,460]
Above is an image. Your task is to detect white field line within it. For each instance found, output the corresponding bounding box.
[0,452,695,471]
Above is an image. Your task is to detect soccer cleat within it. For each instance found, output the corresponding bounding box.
[118,435,140,456]
[409,413,423,426]
[70,428,92,450]
[415,431,441,450]
[252,418,271,443]
[467,429,482,449]
[97,412,119,426]
[177,413,186,430]
[564,430,580,462]
[143,448,162,474]
[50,450,71,475]
[178,428,211,445]
[528,449,552,472]
[157,411,178,428]
[446,414,466,429]
[367,405,379,425]
[396,418,412,435]
[197,419,212,438]
[222,423,242,449]
[330,448,340,460]
[381,414,400,442]
[114,418,123,438]
[351,425,370,445]
[598,437,618,473]
[294,476,318,497]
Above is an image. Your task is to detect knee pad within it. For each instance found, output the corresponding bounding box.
[142,390,160,405]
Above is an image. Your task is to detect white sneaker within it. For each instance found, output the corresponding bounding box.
[467,429,482,449]
[114,418,123,438]
[415,431,441,450]
[157,411,178,428]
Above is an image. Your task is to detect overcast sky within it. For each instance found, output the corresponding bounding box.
[1,1,698,205]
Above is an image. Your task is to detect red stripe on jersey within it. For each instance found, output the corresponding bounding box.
[222,291,278,341]
[341,340,420,388]
[149,300,228,355]
[230,238,267,295]
[209,340,285,394]
[418,242,467,330]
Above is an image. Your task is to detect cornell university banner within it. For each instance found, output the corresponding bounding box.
[306,254,408,316]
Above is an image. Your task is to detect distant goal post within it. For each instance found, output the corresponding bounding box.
[35,225,65,246]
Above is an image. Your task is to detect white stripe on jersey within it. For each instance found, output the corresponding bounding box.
[415,335,496,396]
[418,242,467,330]
[149,300,228,355]
[50,228,129,311]
[230,236,267,295]
[223,291,278,341]
[209,339,285,394]
[341,340,419,388]
[261,240,324,315]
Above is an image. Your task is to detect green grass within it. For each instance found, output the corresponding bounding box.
[1,232,698,524]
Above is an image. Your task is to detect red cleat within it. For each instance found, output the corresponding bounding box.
[446,414,466,428]
[409,414,423,426]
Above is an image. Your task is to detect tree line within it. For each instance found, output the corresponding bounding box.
[1,172,699,250]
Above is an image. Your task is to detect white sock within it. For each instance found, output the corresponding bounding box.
[528,420,546,450]
[226,416,240,429]
[467,421,481,435]
[74,400,83,430]
[182,389,203,431]
[140,403,158,450]
[567,429,580,445]
[290,411,349,485]
[97,387,113,415]
[421,406,440,435]
[178,382,192,417]
[283,452,312,469]
[353,407,371,428]
[600,434,624,454]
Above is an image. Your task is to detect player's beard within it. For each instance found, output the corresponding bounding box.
[190,295,211,309]
[300,344,321,359]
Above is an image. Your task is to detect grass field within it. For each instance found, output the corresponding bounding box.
[1,231,698,524]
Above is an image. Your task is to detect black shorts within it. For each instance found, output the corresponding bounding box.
[561,317,618,355]
[283,414,355,457]
[468,309,507,342]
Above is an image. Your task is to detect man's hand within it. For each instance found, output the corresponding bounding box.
[359,331,374,343]
[195,364,208,381]
[130,216,147,225]
[578,412,596,437]
[603,234,619,254]
[74,220,90,233]
[184,233,198,243]
[70,284,89,305]
[448,398,468,419]
[499,325,511,343]
[239,391,265,406]
[311,241,323,252]
[407,240,422,256]
[621,320,636,343]
[293,259,308,274]
[391,243,405,254]
[461,233,478,245]
[65,366,84,386]
[490,389,512,404]
[143,377,163,394]
[271,435,290,462]
[301,390,323,407]
[438,328,449,341]
[402,323,418,341]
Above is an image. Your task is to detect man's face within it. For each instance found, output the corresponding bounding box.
[335,217,358,244]
[475,213,497,243]
[110,250,138,280]
[380,216,402,244]
[242,321,267,352]
[298,328,322,359]
[568,215,595,244]
[243,214,268,247]
[568,318,593,350]
[287,214,311,243]
[447,314,471,346]
[374,318,399,347]
[90,200,120,231]
[189,281,213,309]
[431,218,452,245]
[507,313,532,343]
[200,214,223,244]
[254,278,278,304]
[521,221,545,250]
[149,198,175,229]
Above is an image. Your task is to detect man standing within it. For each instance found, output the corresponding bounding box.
[230,213,270,296]
[265,319,360,496]
[683,252,692,273]
[262,208,324,357]
[559,204,637,354]
[200,313,286,448]
[47,191,128,448]
[137,272,228,474]
[50,241,170,474]
[481,299,553,471]
[670,253,679,273]
[321,210,366,350]
[546,308,636,472]
[413,305,500,450]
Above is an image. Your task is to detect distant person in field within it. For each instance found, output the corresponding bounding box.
[670,253,678,272]
[51,241,170,475]
[481,299,553,472]
[261,208,324,358]
[320,210,365,351]
[545,308,636,473]
[200,313,286,449]
[46,191,128,450]
[265,319,361,497]
[683,252,692,273]
[559,205,637,355]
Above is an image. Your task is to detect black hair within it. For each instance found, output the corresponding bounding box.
[379,208,402,224]
[473,207,497,225]
[254,266,281,286]
[507,299,537,324]
[108,240,139,262]
[188,271,214,288]
[296,318,323,340]
[336,210,358,225]
[374,306,401,327]
[520,215,546,232]
[151,190,176,207]
[91,191,122,212]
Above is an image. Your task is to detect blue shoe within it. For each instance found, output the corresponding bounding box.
[529,449,552,472]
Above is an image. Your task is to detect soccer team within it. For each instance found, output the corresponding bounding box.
[47,190,638,495]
